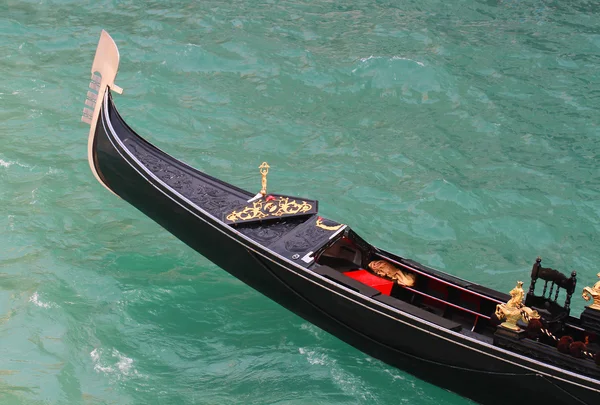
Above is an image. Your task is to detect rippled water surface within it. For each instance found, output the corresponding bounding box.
[2,0,600,404]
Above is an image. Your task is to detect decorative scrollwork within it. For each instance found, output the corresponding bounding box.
[127,142,247,217]
[225,196,313,223]
[272,197,312,217]
[315,217,343,231]
[238,219,304,246]
[226,200,269,222]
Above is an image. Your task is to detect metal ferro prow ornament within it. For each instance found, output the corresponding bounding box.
[582,273,600,311]
[259,162,270,196]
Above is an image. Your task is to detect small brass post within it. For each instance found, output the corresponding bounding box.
[259,162,270,196]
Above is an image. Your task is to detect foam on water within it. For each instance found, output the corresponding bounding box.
[28,292,54,309]
[358,55,425,66]
[298,347,327,366]
[90,348,142,379]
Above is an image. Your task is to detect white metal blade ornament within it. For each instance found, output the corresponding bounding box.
[82,30,123,195]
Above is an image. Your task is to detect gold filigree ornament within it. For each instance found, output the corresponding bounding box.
[225,197,313,223]
[226,200,268,223]
[495,281,540,331]
[315,218,343,232]
[272,197,312,217]
[582,273,600,311]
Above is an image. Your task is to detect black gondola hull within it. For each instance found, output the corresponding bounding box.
[89,90,600,405]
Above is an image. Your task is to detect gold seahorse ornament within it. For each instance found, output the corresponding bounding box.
[582,273,600,311]
[495,281,539,331]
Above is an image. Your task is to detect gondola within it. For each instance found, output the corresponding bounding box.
[81,31,600,404]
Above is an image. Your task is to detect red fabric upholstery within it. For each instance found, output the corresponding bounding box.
[344,269,394,296]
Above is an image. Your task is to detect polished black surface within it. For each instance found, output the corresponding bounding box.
[88,89,600,405]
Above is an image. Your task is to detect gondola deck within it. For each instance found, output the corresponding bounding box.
[82,31,600,405]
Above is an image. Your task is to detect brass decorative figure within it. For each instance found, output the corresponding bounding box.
[368,260,416,287]
[582,273,600,311]
[315,218,343,232]
[495,281,540,331]
[259,162,270,196]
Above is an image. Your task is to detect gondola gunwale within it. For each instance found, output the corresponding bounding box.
[95,87,600,390]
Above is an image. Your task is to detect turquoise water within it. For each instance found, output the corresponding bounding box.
[1,0,600,403]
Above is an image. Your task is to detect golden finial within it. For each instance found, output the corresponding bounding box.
[259,162,270,196]
[582,273,600,311]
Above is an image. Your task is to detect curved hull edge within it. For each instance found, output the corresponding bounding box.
[89,91,600,405]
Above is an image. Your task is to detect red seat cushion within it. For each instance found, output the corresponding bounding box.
[344,269,394,296]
